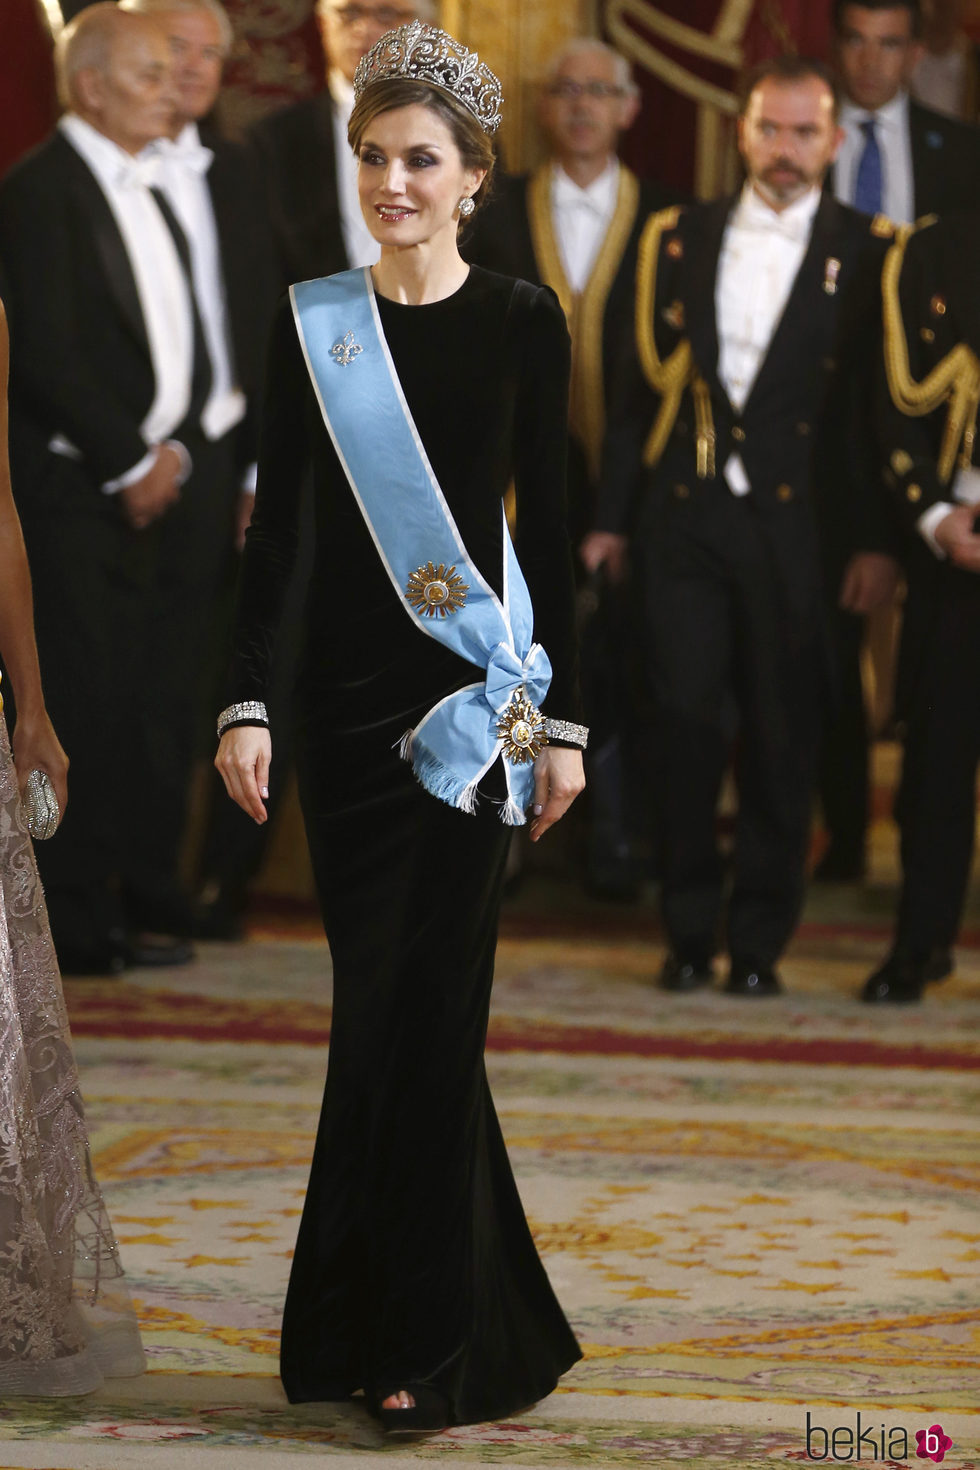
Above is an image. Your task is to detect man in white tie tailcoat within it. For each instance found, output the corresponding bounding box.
[0,3,270,973]
[591,57,900,997]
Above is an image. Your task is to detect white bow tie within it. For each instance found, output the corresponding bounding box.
[553,173,607,218]
[116,153,163,190]
[152,136,214,175]
[740,207,811,246]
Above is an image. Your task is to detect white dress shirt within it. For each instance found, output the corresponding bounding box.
[917,467,980,555]
[550,159,620,294]
[715,184,821,493]
[152,122,246,444]
[330,70,380,270]
[835,91,916,225]
[59,114,195,491]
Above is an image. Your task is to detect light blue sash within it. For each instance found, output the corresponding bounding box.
[290,268,552,825]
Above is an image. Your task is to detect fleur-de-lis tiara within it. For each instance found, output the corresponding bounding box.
[353,22,503,135]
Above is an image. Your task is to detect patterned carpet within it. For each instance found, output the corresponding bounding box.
[0,887,978,1469]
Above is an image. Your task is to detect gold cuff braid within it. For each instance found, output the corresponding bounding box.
[635,209,715,476]
[882,220,980,485]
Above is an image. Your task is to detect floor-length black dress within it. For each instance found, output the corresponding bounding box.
[227,266,583,1424]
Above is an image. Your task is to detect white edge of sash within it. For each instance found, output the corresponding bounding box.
[501,499,510,617]
[362,270,516,655]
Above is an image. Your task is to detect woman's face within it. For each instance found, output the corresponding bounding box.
[356,102,485,250]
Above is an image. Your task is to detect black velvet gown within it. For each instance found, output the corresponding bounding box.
[227,266,583,1424]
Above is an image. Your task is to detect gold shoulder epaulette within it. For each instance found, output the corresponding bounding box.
[882,216,980,483]
[634,207,715,476]
[870,213,896,239]
[648,205,683,235]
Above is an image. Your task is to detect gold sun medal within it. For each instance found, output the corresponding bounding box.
[405,562,469,618]
[496,690,548,765]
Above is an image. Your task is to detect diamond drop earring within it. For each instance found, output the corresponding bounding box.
[458,196,475,217]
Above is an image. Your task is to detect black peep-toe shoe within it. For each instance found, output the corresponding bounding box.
[371,1384,449,1436]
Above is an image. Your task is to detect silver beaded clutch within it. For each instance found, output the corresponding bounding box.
[23,768,60,841]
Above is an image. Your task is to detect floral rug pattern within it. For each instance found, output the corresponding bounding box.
[0,928,977,1469]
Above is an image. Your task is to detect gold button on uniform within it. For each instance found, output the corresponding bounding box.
[796,421,811,436]
[673,483,690,500]
[920,327,935,343]
[732,426,746,442]
[777,483,794,502]
[907,483,922,503]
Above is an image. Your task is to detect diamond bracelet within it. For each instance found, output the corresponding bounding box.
[217,701,269,739]
[542,717,589,750]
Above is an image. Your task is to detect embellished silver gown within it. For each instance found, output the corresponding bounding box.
[0,713,145,1395]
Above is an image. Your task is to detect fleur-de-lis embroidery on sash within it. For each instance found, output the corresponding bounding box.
[331,330,363,366]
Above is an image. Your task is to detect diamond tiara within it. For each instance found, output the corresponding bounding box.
[353,22,503,134]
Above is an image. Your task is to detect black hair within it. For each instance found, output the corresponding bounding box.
[738,55,841,119]
[832,0,922,39]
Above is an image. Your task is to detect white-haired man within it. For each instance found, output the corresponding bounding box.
[118,0,278,941]
[0,4,220,973]
[120,0,276,533]
[248,0,434,284]
[465,38,677,897]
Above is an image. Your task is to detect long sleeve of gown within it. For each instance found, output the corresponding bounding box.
[225,297,310,708]
[511,286,583,724]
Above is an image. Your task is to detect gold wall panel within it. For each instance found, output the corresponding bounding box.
[439,0,599,172]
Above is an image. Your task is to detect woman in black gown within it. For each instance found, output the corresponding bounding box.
[216,22,586,1433]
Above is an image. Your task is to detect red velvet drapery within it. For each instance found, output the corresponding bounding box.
[0,0,57,181]
[607,0,834,198]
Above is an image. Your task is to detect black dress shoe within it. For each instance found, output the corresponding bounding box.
[125,935,195,968]
[659,954,714,992]
[861,947,953,1005]
[724,963,783,997]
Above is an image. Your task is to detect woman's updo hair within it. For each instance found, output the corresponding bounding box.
[348,77,496,215]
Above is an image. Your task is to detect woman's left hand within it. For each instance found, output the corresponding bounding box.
[11,707,69,821]
[530,745,585,842]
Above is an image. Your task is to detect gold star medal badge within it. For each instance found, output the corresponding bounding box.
[496,689,548,765]
[405,561,469,618]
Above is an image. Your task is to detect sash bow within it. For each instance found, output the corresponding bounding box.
[290,269,552,825]
[484,641,551,714]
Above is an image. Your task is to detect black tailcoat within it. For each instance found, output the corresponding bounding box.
[0,129,275,489]
[876,213,980,953]
[247,93,349,289]
[598,191,893,969]
[601,192,894,562]
[0,126,276,951]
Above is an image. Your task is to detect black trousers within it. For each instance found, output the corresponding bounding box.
[894,564,980,953]
[633,480,826,970]
[817,604,869,864]
[23,433,237,948]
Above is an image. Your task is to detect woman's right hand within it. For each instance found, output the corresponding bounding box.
[215,726,272,824]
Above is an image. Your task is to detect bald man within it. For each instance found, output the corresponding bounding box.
[0,4,235,973]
